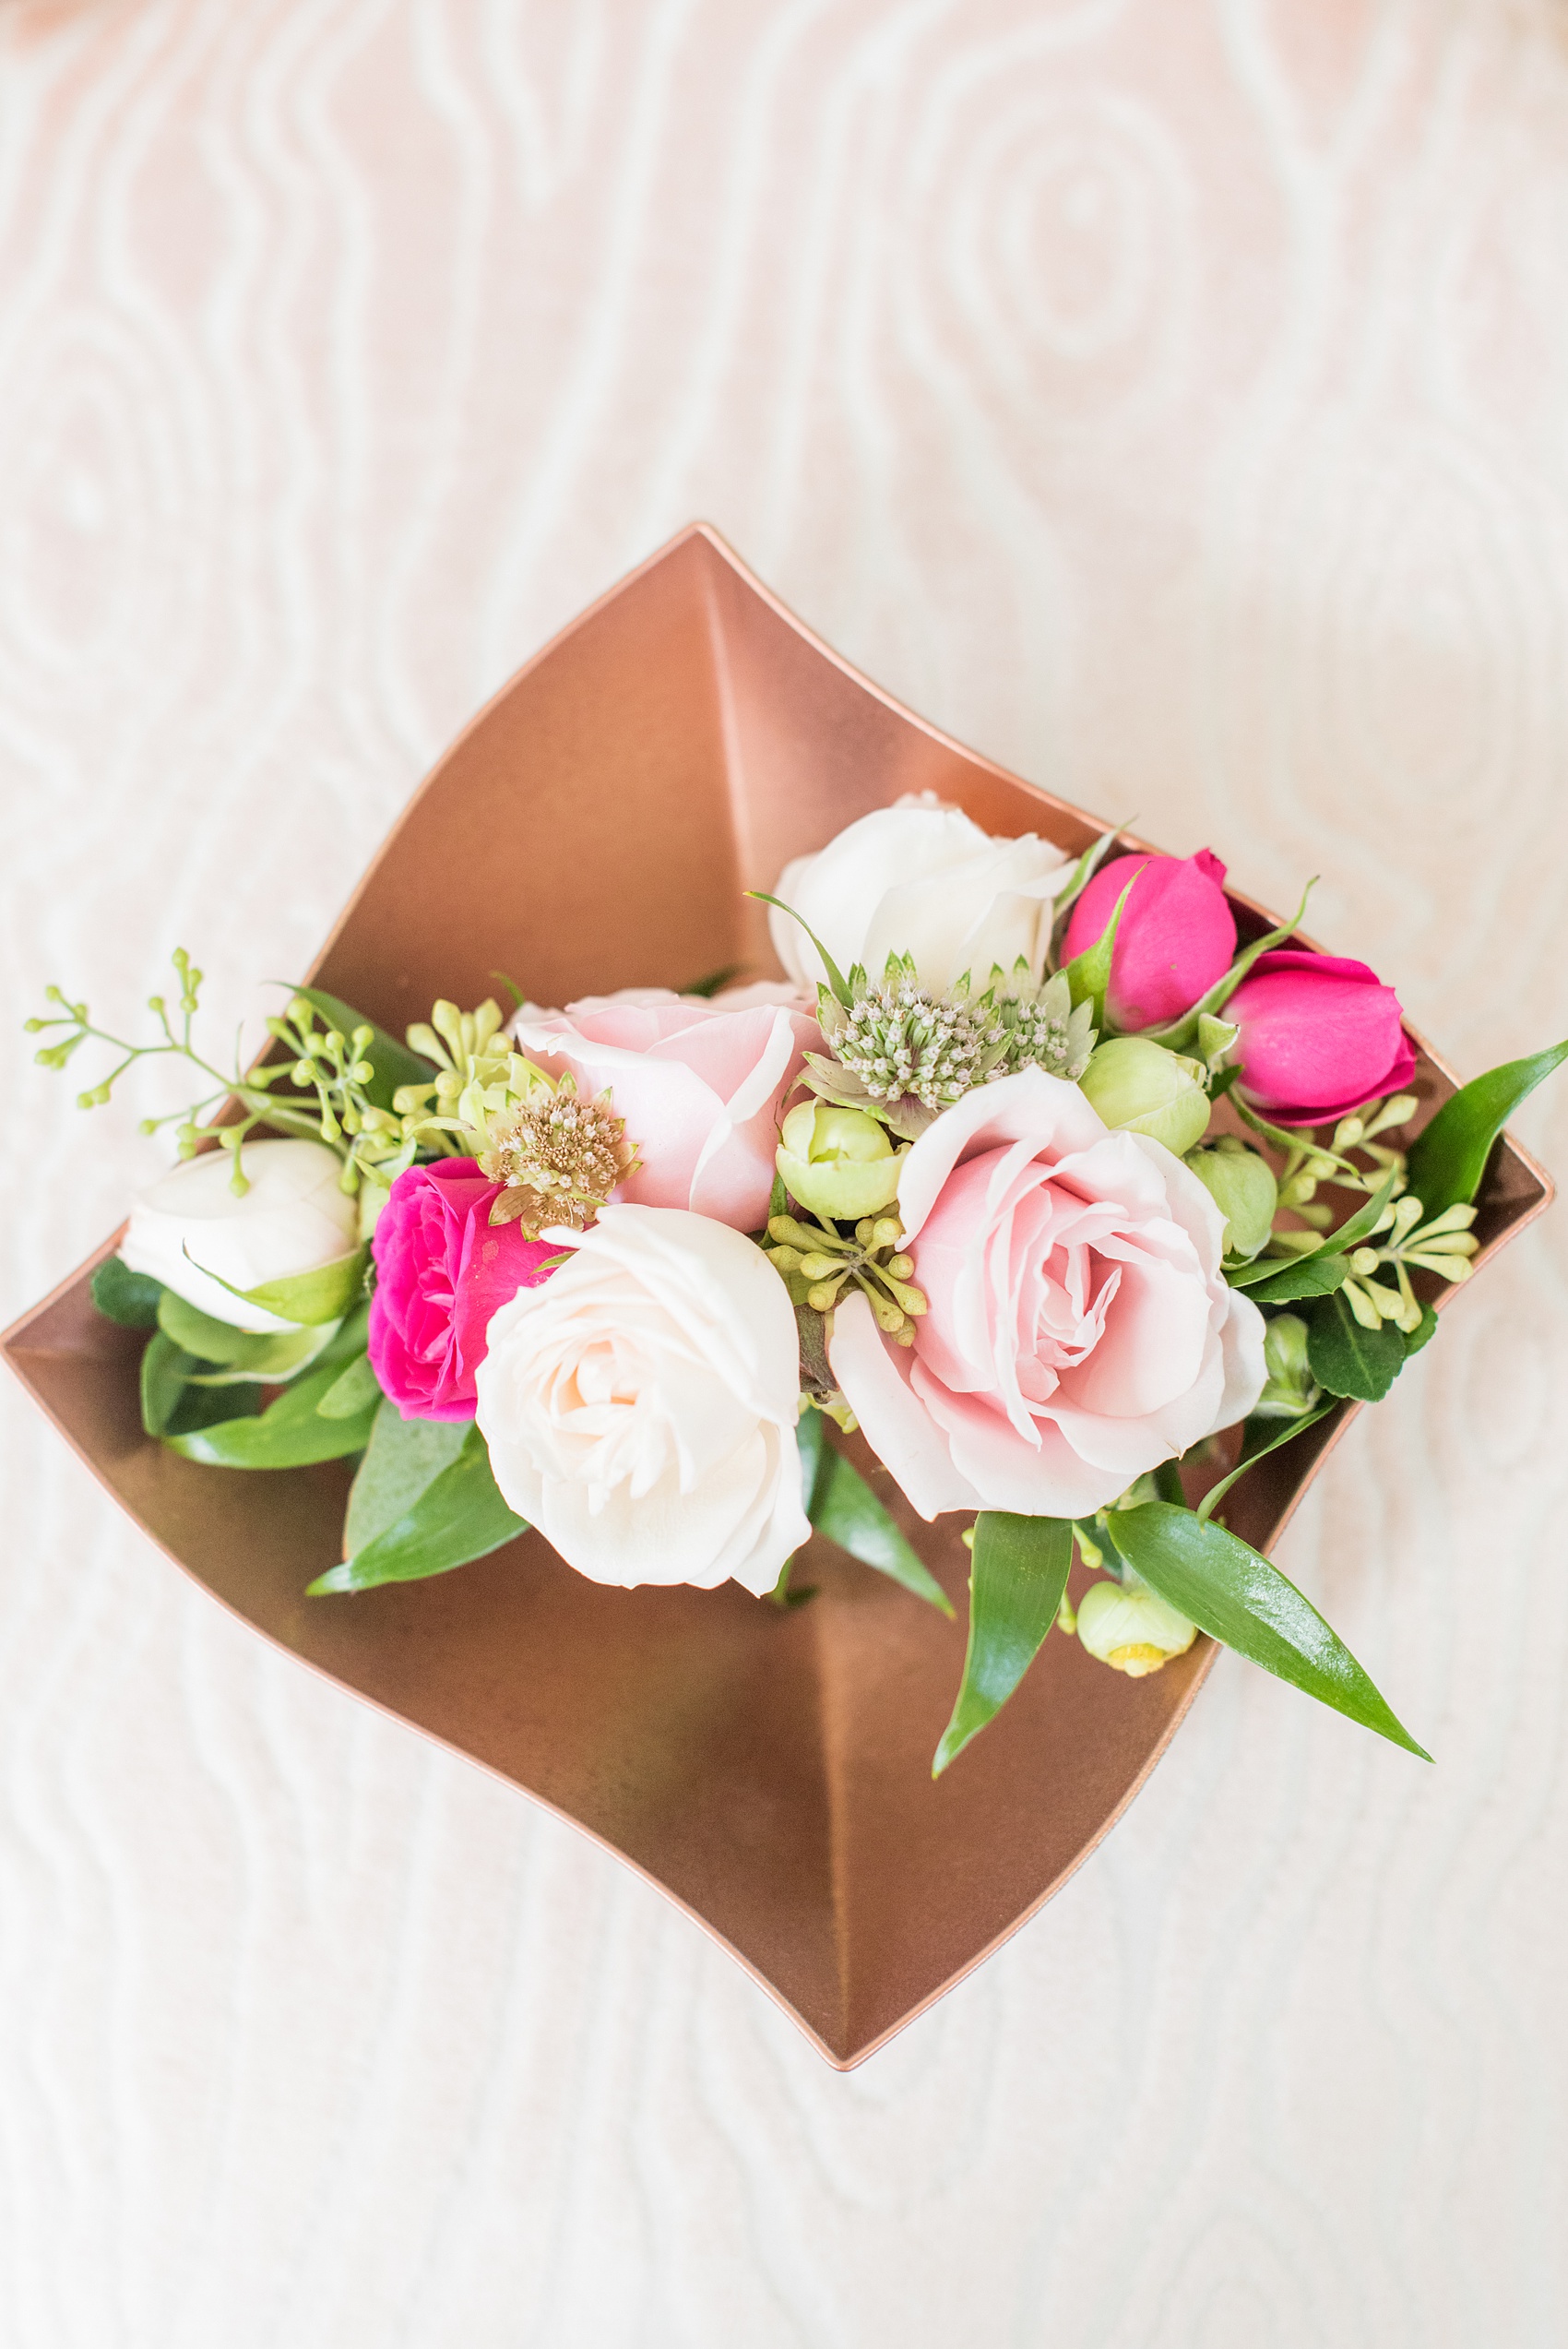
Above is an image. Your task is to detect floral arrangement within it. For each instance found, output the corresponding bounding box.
[30,798,1565,1773]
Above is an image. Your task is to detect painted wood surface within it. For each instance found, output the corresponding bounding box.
[2,3,1566,2341]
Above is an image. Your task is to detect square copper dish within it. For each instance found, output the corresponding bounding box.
[4,526,1552,2069]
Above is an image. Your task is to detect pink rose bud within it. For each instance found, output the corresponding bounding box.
[1226,950,1417,1127]
[1061,851,1238,1032]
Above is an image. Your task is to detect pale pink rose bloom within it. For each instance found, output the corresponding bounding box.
[510,984,820,1234]
[829,1068,1265,1521]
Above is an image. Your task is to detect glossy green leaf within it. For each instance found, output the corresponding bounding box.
[315,1350,382,1420]
[157,1289,335,1378]
[1404,1041,1568,1221]
[185,1245,366,1328]
[140,1332,198,1437]
[310,1425,526,1592]
[1195,1403,1336,1524]
[165,1378,264,1437]
[932,1513,1073,1775]
[290,986,436,1109]
[1306,1290,1407,1401]
[92,1257,163,1329]
[809,1438,954,1616]
[1233,1252,1348,1304]
[343,1399,469,1554]
[1107,1501,1429,1758]
[164,1311,374,1468]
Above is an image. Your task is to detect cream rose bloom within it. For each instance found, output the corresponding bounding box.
[828,1069,1266,1521]
[474,1204,809,1593]
[768,794,1072,995]
[119,1138,358,1333]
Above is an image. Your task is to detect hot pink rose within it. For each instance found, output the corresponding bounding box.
[828,1068,1265,1520]
[511,984,821,1233]
[1062,850,1237,1031]
[1227,950,1416,1127]
[369,1159,562,1422]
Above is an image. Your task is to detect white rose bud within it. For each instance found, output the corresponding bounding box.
[1076,1574,1198,1677]
[768,794,1071,996]
[119,1138,359,1333]
[777,1102,906,1220]
[1079,1036,1212,1158]
[474,1204,811,1593]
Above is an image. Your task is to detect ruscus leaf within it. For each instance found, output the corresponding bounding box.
[310,1425,526,1592]
[1195,1403,1336,1524]
[1404,1041,1568,1220]
[1107,1502,1430,1759]
[932,1514,1073,1775]
[343,1399,469,1555]
[1233,1253,1348,1304]
[808,1441,953,1616]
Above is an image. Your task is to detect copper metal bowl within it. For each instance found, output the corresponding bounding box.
[3,525,1551,2068]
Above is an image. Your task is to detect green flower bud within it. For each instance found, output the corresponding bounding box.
[777,1101,907,1219]
[1184,1136,1278,1260]
[1079,1037,1211,1157]
[1253,1311,1320,1419]
[1076,1575,1197,1677]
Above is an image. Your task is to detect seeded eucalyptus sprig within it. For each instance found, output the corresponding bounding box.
[25,949,411,1197]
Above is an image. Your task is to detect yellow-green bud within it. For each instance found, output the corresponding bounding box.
[1253,1311,1319,1419]
[1076,1577,1197,1677]
[1079,1037,1211,1157]
[777,1101,908,1219]
[1184,1136,1278,1260]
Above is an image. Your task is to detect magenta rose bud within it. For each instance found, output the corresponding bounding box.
[1062,850,1237,1031]
[1226,950,1417,1127]
[368,1159,563,1421]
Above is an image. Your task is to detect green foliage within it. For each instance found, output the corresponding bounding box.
[1405,1041,1568,1221]
[343,1401,469,1554]
[745,892,855,1008]
[1194,1403,1336,1525]
[798,1410,953,1616]
[91,1257,164,1329]
[156,1290,333,1380]
[186,1246,367,1328]
[289,987,435,1110]
[315,1352,383,1421]
[310,1425,526,1593]
[162,1309,374,1467]
[932,1513,1074,1775]
[1059,874,1137,1026]
[1235,1253,1348,1305]
[1107,1502,1429,1758]
[1305,1290,1408,1401]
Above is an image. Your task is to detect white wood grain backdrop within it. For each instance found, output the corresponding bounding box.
[4,2,1568,2342]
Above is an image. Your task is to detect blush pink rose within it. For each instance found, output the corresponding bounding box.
[368,1159,562,1422]
[510,984,821,1233]
[828,1068,1265,1520]
[1062,850,1237,1031]
[1227,950,1417,1127]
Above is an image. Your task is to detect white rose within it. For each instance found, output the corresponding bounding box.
[119,1138,358,1333]
[474,1204,809,1594]
[767,793,1072,996]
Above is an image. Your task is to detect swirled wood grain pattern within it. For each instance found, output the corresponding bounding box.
[3,1,1567,2341]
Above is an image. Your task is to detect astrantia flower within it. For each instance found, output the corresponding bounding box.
[804,958,1096,1139]
[476,1074,637,1234]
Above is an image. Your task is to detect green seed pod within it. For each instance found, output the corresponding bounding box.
[1184,1136,1279,1261]
[1079,1037,1212,1158]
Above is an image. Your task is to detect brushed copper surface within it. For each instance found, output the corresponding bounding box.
[2,525,1554,2068]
